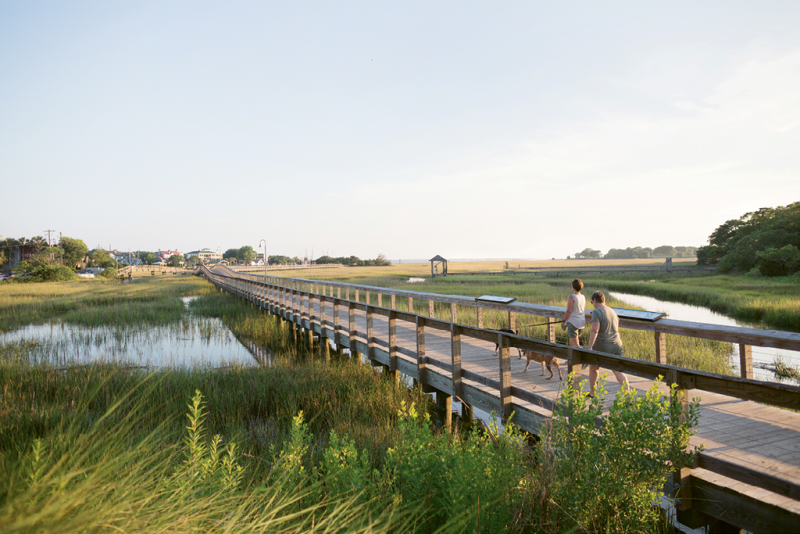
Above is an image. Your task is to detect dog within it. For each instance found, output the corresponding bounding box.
[494,328,563,380]
[521,349,563,380]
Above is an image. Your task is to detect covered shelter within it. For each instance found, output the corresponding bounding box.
[430,255,448,277]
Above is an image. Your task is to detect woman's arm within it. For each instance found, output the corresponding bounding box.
[588,321,600,350]
[562,294,573,328]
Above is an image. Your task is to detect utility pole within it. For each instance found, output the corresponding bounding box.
[43,229,56,247]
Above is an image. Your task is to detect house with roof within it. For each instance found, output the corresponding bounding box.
[184,248,222,263]
[156,250,181,263]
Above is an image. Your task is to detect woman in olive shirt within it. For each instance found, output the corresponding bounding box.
[587,291,629,397]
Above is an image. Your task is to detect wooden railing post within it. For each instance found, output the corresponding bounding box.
[407,296,413,313]
[389,310,398,383]
[429,299,435,317]
[477,307,484,328]
[451,324,462,401]
[333,298,341,348]
[546,318,556,343]
[348,302,357,355]
[308,291,316,348]
[498,333,512,422]
[319,295,327,351]
[391,294,396,309]
[508,311,516,331]
[739,344,753,379]
[377,293,382,307]
[450,303,457,323]
[366,305,374,362]
[291,287,298,343]
[655,331,667,364]
[416,316,426,389]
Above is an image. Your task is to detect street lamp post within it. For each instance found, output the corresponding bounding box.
[259,239,267,280]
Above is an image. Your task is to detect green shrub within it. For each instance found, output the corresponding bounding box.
[531,376,701,533]
[98,267,117,278]
[757,245,800,277]
[16,264,77,282]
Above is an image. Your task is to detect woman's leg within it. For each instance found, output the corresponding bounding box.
[589,365,599,395]
[569,336,579,347]
[612,370,629,389]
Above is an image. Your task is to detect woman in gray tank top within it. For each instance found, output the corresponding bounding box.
[587,291,629,397]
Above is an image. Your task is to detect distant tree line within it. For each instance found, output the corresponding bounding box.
[571,246,697,260]
[314,253,391,267]
[696,201,800,276]
[268,255,301,265]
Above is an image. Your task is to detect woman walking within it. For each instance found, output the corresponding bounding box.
[561,279,586,347]
[587,291,629,397]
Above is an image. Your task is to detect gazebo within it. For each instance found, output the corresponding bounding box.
[430,255,448,277]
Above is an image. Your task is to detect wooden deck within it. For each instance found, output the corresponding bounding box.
[199,265,800,532]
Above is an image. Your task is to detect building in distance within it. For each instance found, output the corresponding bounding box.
[184,248,223,263]
[156,250,182,263]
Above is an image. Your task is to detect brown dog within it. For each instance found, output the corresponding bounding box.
[521,349,563,380]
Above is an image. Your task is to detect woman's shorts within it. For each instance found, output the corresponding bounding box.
[566,322,584,338]
[592,341,624,356]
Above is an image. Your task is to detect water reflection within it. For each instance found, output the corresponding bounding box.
[0,298,261,369]
[609,291,799,383]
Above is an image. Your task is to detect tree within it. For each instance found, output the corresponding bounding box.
[168,254,185,267]
[138,251,157,265]
[652,246,676,257]
[697,202,800,272]
[30,236,48,250]
[268,255,297,265]
[61,237,88,268]
[756,245,800,277]
[237,246,256,264]
[89,248,114,268]
[223,249,239,263]
[575,248,602,259]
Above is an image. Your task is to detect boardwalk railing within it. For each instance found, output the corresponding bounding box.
[227,263,345,272]
[197,264,800,532]
[116,265,191,276]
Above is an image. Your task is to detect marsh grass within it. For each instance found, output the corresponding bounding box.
[0,276,212,332]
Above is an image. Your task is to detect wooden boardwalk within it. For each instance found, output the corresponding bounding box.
[199,265,800,532]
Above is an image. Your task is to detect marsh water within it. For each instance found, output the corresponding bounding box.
[610,291,799,383]
[0,297,267,368]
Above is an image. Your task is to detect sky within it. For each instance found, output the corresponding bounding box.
[1,1,799,260]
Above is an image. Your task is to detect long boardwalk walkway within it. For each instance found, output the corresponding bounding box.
[200,266,800,531]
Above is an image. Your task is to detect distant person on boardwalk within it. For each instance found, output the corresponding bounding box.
[561,279,586,347]
[587,291,629,397]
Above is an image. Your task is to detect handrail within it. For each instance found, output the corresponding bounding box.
[226,263,345,272]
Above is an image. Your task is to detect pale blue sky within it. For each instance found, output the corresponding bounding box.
[2,1,799,259]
